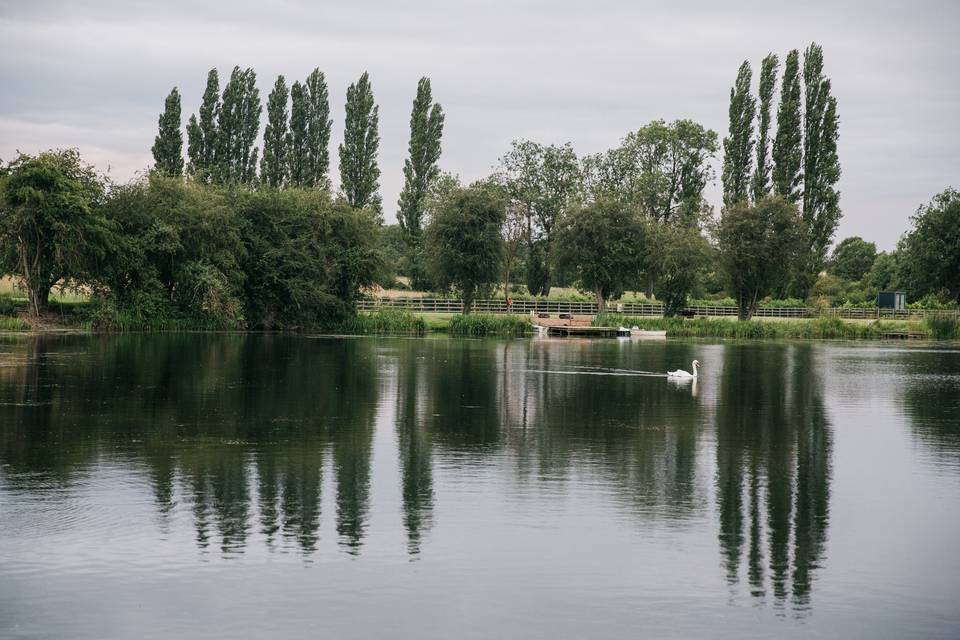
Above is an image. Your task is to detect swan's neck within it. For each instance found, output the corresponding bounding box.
[692,362,699,377]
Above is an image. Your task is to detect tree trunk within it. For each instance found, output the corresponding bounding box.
[595,286,606,313]
[463,288,473,315]
[31,285,50,317]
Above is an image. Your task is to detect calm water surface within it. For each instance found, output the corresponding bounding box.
[1,334,958,639]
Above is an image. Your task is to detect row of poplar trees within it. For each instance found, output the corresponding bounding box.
[720,42,841,301]
[151,67,445,258]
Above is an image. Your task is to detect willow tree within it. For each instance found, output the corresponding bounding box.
[152,87,183,176]
[397,77,444,288]
[338,72,381,217]
[721,61,755,207]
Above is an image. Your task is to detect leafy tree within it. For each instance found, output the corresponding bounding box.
[152,87,184,176]
[722,61,755,207]
[896,188,960,302]
[186,69,220,181]
[287,81,309,187]
[584,120,717,225]
[752,54,778,201]
[425,183,505,313]
[397,77,445,289]
[339,72,381,217]
[98,174,245,327]
[305,68,333,188]
[501,203,526,299]
[651,224,711,316]
[556,199,648,311]
[214,66,261,184]
[0,150,109,316]
[237,188,380,328]
[260,75,289,188]
[718,196,803,320]
[497,140,580,295]
[801,43,842,274]
[829,236,876,281]
[772,50,803,204]
[865,251,899,292]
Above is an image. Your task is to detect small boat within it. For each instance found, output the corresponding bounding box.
[630,326,666,339]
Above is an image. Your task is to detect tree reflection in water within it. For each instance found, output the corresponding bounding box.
[0,334,835,614]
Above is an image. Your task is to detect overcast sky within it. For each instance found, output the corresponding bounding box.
[1,0,957,249]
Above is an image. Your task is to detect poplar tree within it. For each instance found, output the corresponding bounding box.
[260,75,289,187]
[772,50,803,204]
[287,81,309,186]
[186,69,220,180]
[397,77,445,286]
[152,87,184,176]
[751,54,778,201]
[338,72,381,217]
[802,42,841,266]
[215,66,261,184]
[305,68,333,188]
[721,61,755,207]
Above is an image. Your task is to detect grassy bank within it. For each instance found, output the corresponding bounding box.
[330,310,530,337]
[594,313,945,340]
[0,317,31,332]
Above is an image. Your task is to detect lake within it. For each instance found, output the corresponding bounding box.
[1,333,959,639]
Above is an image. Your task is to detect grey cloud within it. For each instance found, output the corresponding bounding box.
[1,0,957,249]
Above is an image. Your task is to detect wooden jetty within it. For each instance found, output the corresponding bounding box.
[531,315,665,339]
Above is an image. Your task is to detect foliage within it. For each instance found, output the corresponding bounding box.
[152,87,184,176]
[752,53,779,202]
[866,251,899,292]
[718,196,803,320]
[397,77,444,289]
[650,224,711,316]
[0,149,110,316]
[595,313,925,340]
[497,140,580,295]
[97,174,246,328]
[304,68,333,189]
[447,313,530,336]
[722,61,755,207]
[332,309,426,335]
[772,50,802,204]
[186,68,220,181]
[214,66,261,184]
[236,188,379,329]
[584,119,717,226]
[0,294,15,316]
[425,183,505,313]
[829,236,876,281]
[260,75,289,187]
[925,314,960,340]
[339,72,381,217]
[896,188,960,302]
[556,199,648,311]
[0,316,30,331]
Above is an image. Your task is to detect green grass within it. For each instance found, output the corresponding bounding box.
[447,313,531,337]
[330,309,427,335]
[595,313,930,340]
[0,316,31,332]
[925,314,960,340]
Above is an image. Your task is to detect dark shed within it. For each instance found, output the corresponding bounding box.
[877,291,906,309]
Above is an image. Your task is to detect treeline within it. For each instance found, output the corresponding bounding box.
[1,51,957,329]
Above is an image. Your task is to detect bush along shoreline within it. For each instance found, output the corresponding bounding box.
[594,313,959,340]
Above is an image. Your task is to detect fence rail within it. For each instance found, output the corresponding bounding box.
[356,297,960,320]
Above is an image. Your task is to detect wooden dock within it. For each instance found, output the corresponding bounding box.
[545,325,621,337]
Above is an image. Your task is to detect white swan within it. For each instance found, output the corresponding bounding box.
[667,360,700,379]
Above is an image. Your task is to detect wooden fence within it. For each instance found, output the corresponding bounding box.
[356,297,960,320]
